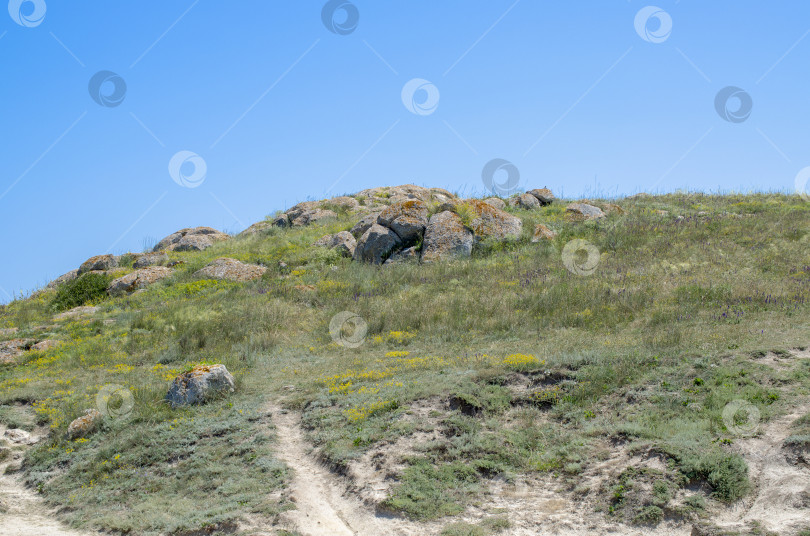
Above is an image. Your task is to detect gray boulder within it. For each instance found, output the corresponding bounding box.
[350,211,383,238]
[353,224,402,264]
[133,252,169,269]
[565,203,605,221]
[78,255,118,275]
[153,227,229,252]
[166,364,235,408]
[421,211,474,262]
[377,200,429,244]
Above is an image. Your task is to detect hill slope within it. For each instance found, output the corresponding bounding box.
[1,188,809,536]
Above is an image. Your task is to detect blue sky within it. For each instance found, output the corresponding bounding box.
[1,1,808,300]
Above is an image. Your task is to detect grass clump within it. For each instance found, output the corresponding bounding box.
[51,272,112,311]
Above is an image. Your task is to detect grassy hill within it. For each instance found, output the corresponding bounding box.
[1,191,809,536]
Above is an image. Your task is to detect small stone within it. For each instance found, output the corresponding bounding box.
[531,224,557,242]
[67,409,103,440]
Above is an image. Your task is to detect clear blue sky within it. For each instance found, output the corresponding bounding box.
[1,1,808,300]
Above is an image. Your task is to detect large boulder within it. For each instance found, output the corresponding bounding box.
[350,211,383,238]
[482,198,506,210]
[456,200,523,241]
[353,224,402,264]
[194,258,267,282]
[314,231,356,257]
[133,252,169,269]
[108,266,173,294]
[355,184,455,205]
[421,211,474,263]
[527,188,555,205]
[153,227,229,252]
[166,364,236,408]
[78,254,118,275]
[285,201,320,221]
[517,193,541,210]
[377,200,429,244]
[565,203,605,221]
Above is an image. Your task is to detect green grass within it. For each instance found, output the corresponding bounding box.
[0,192,809,533]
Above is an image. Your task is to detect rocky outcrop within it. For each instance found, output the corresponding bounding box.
[166,364,236,408]
[353,224,402,264]
[377,200,429,244]
[67,409,102,439]
[153,227,229,252]
[314,231,356,257]
[133,252,169,269]
[108,266,173,294]
[0,339,30,363]
[456,200,523,241]
[531,224,557,242]
[565,203,605,221]
[194,258,266,282]
[78,255,118,275]
[350,211,383,238]
[291,208,337,227]
[421,211,474,262]
[324,196,360,211]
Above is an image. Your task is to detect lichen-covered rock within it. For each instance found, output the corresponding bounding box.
[528,188,554,205]
[421,211,474,263]
[67,409,102,439]
[314,231,356,257]
[194,258,266,282]
[285,201,320,221]
[47,269,79,289]
[353,224,403,264]
[272,214,290,228]
[482,198,506,210]
[290,208,337,227]
[531,224,557,242]
[133,252,169,269]
[565,203,606,221]
[108,266,173,294]
[166,364,235,408]
[78,254,118,275]
[517,193,541,210]
[350,211,383,238]
[377,200,429,243]
[153,227,229,252]
[355,184,455,205]
[455,200,523,241]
